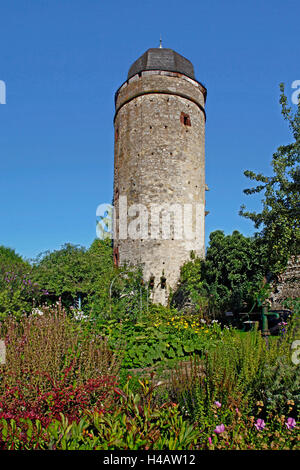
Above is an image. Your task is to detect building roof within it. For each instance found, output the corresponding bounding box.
[127,48,195,80]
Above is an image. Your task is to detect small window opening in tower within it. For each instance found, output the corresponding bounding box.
[115,128,119,141]
[160,276,167,289]
[180,112,191,127]
[149,276,155,289]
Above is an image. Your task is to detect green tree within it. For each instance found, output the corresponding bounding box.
[202,230,267,312]
[32,239,147,320]
[0,246,40,319]
[32,240,114,311]
[240,84,300,274]
[173,230,267,314]
[0,246,25,268]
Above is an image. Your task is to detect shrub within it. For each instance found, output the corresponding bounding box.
[0,305,120,435]
[169,324,299,421]
[0,370,118,429]
[0,380,199,450]
[172,230,267,314]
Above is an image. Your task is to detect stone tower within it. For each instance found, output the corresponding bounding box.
[113,46,207,305]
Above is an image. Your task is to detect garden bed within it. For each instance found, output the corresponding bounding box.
[0,306,299,450]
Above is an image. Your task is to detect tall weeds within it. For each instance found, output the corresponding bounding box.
[170,324,299,421]
[0,305,120,402]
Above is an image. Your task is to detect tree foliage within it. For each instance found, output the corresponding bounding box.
[31,239,114,311]
[0,246,39,319]
[173,230,267,314]
[240,84,300,274]
[202,230,268,312]
[31,239,147,321]
[0,246,25,268]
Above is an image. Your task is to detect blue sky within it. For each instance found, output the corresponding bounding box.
[0,0,299,261]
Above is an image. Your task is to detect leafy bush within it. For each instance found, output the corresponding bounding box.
[172,230,268,314]
[169,323,299,422]
[96,314,225,371]
[0,383,298,450]
[30,239,148,321]
[31,240,114,313]
[0,306,120,429]
[0,246,45,319]
[0,370,118,428]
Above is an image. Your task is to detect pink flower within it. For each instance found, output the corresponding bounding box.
[214,401,221,408]
[214,424,225,434]
[285,417,296,430]
[235,408,239,414]
[254,419,265,431]
[208,437,212,445]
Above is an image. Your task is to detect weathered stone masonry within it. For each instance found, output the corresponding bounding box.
[270,256,300,309]
[113,48,207,305]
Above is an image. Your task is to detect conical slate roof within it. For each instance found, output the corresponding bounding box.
[127,48,195,80]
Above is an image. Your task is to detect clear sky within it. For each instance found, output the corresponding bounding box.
[0,0,299,261]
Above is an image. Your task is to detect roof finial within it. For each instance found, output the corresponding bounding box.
[159,34,162,48]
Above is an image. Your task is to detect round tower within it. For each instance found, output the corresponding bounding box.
[113,46,207,305]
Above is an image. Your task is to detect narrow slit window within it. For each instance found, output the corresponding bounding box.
[160,276,167,289]
[180,112,191,127]
[113,246,119,267]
